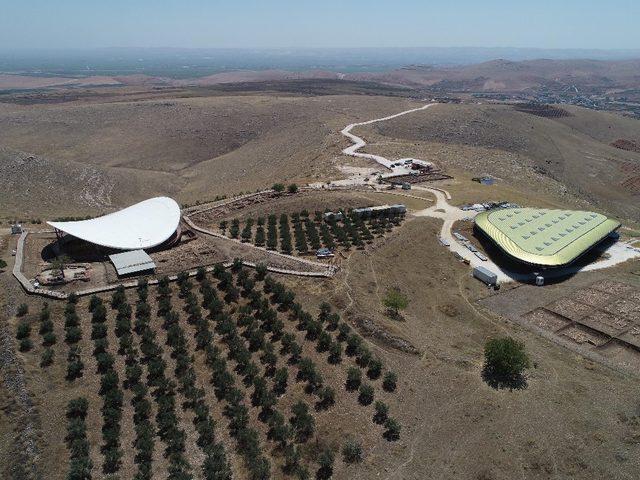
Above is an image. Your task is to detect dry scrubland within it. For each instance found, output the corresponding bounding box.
[2,84,639,224]
[0,88,418,218]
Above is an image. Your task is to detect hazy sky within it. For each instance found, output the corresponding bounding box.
[2,0,639,50]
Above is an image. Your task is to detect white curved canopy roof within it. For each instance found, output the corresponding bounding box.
[48,197,181,250]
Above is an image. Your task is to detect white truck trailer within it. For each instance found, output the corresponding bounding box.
[473,266,498,286]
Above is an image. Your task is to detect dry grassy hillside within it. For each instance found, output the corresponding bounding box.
[0,90,419,218]
[0,147,181,219]
[365,103,640,221]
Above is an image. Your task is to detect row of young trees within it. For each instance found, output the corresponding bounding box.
[65,397,92,480]
[107,283,157,480]
[38,302,56,366]
[206,262,339,477]
[166,273,233,480]
[220,208,403,255]
[278,214,293,254]
[88,295,124,474]
[197,268,275,479]
[16,312,33,352]
[134,277,193,479]
[263,276,401,441]
[65,294,84,380]
[59,260,398,478]
[206,266,388,474]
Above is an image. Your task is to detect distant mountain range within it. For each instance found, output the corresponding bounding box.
[2,47,640,78]
[2,49,640,94]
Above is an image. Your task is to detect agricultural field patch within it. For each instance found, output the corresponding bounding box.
[12,265,401,479]
[216,208,405,258]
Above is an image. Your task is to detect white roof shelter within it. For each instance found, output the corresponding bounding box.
[48,197,181,250]
[109,250,156,276]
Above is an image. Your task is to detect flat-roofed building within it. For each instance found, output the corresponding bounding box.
[109,250,156,276]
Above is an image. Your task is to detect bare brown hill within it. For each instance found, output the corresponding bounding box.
[0,147,180,218]
[0,90,419,218]
[362,103,640,220]
[353,58,640,92]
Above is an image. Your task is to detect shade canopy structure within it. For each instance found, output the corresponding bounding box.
[109,250,156,276]
[48,197,181,250]
[475,207,620,267]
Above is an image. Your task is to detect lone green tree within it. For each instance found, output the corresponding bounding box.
[483,337,530,389]
[382,287,409,320]
[50,254,72,279]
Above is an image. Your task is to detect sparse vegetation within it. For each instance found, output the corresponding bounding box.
[342,439,363,464]
[65,397,92,480]
[382,287,409,320]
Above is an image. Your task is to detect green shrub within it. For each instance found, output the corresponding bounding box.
[367,358,383,379]
[382,287,409,319]
[346,367,361,391]
[42,331,57,346]
[17,303,28,317]
[67,397,89,419]
[484,337,530,379]
[316,386,335,410]
[16,322,30,340]
[383,417,401,441]
[316,448,334,479]
[342,439,363,464]
[373,401,388,424]
[67,346,84,381]
[382,371,397,392]
[65,326,82,344]
[328,342,342,364]
[358,384,374,406]
[19,338,33,352]
[40,347,54,367]
[290,401,315,443]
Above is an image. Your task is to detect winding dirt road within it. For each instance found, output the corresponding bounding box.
[341,103,436,171]
[339,103,640,284]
